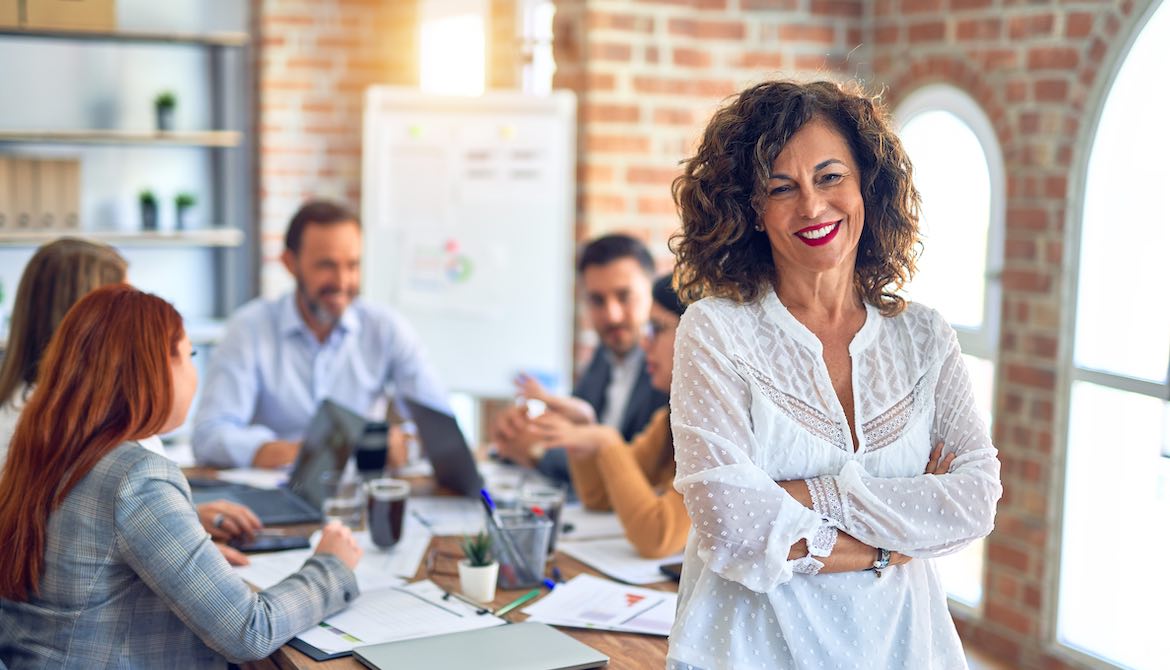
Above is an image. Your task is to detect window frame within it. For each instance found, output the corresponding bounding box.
[893,84,1006,613]
[1054,1,1170,667]
[894,84,1007,363]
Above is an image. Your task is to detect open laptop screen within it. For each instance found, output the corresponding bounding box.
[402,397,484,497]
[288,399,368,508]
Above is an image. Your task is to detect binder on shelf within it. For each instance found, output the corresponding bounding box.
[10,158,34,229]
[0,156,11,229]
[23,0,115,32]
[0,0,17,28]
[35,158,80,230]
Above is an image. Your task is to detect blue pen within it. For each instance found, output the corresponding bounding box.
[479,488,554,590]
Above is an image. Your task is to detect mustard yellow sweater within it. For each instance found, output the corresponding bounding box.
[566,408,689,558]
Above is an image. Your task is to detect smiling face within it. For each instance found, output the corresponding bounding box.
[761,117,866,287]
[282,220,362,330]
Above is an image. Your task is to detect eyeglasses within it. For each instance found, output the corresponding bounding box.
[646,320,673,340]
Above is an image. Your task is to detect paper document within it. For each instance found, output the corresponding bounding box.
[407,496,484,536]
[558,538,682,585]
[523,574,675,636]
[215,467,289,490]
[296,579,506,655]
[558,504,624,541]
[234,519,431,592]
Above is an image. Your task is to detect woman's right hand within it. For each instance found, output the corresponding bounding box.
[314,521,362,570]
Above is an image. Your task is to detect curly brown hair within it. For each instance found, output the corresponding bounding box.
[670,79,921,316]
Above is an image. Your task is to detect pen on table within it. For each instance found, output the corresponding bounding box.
[442,589,490,614]
[551,566,564,584]
[494,587,541,616]
[410,510,434,530]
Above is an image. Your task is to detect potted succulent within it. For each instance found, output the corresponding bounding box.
[175,192,196,230]
[139,190,158,231]
[154,91,176,132]
[458,531,497,603]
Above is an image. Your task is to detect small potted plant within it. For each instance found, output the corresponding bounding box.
[154,91,176,132]
[175,192,196,230]
[139,190,158,231]
[458,531,497,603]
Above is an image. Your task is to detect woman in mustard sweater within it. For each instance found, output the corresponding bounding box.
[532,275,687,558]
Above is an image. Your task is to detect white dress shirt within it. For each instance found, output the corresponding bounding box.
[191,293,449,467]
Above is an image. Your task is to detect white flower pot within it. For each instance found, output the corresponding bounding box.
[458,559,499,603]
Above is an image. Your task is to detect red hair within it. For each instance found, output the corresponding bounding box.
[0,284,184,600]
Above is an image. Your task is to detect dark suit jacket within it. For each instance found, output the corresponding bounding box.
[536,346,670,488]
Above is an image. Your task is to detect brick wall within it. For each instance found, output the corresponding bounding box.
[553,0,865,270]
[869,1,1150,668]
[256,0,517,296]
[256,0,418,296]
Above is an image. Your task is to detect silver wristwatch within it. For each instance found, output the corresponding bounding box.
[872,547,892,577]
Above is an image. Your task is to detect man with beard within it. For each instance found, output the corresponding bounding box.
[192,200,448,468]
[492,234,667,487]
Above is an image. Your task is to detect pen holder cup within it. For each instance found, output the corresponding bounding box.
[486,510,552,589]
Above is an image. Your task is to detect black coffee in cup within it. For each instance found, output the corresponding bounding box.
[366,478,409,549]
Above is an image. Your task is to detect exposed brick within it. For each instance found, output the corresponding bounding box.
[1004,363,1055,390]
[667,18,746,40]
[589,42,633,62]
[732,51,785,69]
[585,11,654,34]
[956,18,1001,40]
[908,21,946,41]
[653,107,697,125]
[1034,79,1069,102]
[988,540,1030,572]
[986,601,1036,636]
[778,24,837,43]
[1008,13,1055,39]
[580,192,627,214]
[741,0,801,10]
[673,47,713,68]
[1065,12,1094,38]
[586,134,652,154]
[810,0,862,18]
[951,0,992,9]
[580,103,641,124]
[628,166,681,185]
[1027,47,1079,70]
[637,195,677,216]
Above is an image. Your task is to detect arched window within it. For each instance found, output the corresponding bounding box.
[1058,3,1170,668]
[895,84,1005,608]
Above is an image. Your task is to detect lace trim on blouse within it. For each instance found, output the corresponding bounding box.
[791,524,838,575]
[736,356,849,452]
[807,476,844,526]
[860,373,931,453]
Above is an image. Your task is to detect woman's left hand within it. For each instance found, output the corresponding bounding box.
[923,442,956,475]
[214,541,250,566]
[530,413,602,456]
[197,500,262,542]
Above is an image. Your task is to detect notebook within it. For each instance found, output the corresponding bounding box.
[191,399,367,525]
[353,622,608,670]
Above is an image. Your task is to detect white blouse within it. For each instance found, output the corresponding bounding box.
[668,291,1002,670]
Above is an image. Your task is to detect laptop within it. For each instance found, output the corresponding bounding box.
[192,399,368,525]
[353,622,608,670]
[402,396,484,497]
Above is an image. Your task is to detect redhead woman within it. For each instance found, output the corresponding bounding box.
[0,238,260,564]
[0,285,361,667]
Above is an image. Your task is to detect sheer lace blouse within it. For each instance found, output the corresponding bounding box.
[667,292,1002,670]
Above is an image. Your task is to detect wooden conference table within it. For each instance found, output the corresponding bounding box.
[199,474,674,669]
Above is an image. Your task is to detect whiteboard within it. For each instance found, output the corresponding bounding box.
[361,87,577,398]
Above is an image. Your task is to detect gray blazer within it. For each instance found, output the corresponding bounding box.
[0,442,358,668]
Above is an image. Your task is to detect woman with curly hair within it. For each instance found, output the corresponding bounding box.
[667,79,1002,669]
